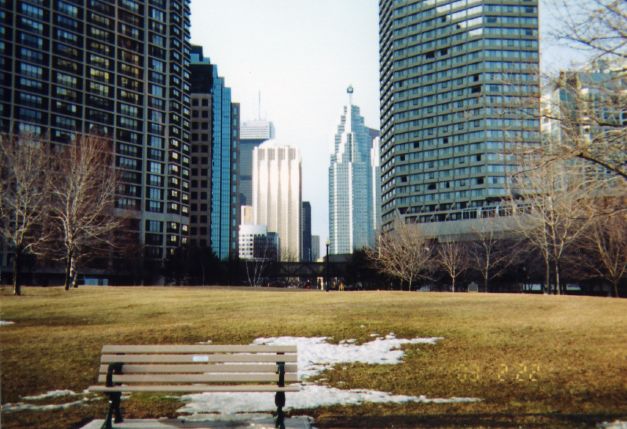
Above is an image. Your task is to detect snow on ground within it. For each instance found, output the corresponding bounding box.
[598,422,627,429]
[179,384,481,415]
[21,389,82,400]
[3,390,97,413]
[253,334,443,379]
[2,398,94,413]
[179,335,480,417]
[0,320,15,326]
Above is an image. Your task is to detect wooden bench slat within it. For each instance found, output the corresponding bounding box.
[101,354,297,364]
[102,345,297,353]
[97,374,299,383]
[88,384,300,393]
[98,364,298,374]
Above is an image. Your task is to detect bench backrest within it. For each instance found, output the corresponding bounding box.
[98,345,298,388]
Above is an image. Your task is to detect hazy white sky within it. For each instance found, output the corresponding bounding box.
[190,0,589,252]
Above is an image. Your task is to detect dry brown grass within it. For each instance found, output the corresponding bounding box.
[1,286,626,428]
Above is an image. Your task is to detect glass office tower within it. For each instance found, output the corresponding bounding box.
[379,0,540,231]
[189,46,239,260]
[1,0,192,262]
[329,88,377,254]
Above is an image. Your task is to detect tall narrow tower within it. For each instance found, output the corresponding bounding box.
[379,0,540,232]
[328,86,376,254]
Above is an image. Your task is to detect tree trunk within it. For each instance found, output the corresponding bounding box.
[544,255,550,295]
[452,276,456,293]
[554,259,561,296]
[64,251,73,290]
[612,280,619,298]
[13,247,22,296]
[71,258,79,288]
[483,274,489,293]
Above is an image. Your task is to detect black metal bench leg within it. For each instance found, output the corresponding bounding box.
[275,391,286,429]
[112,392,124,423]
[101,392,123,429]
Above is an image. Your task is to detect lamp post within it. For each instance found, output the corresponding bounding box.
[325,239,330,292]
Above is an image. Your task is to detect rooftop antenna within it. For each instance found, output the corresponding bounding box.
[347,85,354,106]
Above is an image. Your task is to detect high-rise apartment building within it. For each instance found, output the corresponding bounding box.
[252,141,301,261]
[379,0,540,231]
[1,0,192,262]
[189,46,239,260]
[329,87,377,254]
[301,201,312,262]
[239,119,275,207]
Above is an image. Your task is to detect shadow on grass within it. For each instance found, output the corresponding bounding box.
[316,412,626,428]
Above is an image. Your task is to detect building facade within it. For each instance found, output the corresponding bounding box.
[544,62,626,169]
[239,119,275,207]
[238,224,278,261]
[252,141,301,261]
[329,87,377,254]
[189,46,239,260]
[311,235,320,261]
[1,0,193,262]
[379,0,540,231]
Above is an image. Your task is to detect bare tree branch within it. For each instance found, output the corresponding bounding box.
[0,134,52,295]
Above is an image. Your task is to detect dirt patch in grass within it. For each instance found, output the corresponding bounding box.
[1,286,626,428]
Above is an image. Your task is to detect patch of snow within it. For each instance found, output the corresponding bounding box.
[2,398,97,413]
[22,389,80,400]
[253,335,443,379]
[177,335,479,417]
[598,422,627,429]
[179,384,480,415]
[0,320,15,326]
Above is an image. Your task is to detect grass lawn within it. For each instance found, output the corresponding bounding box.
[1,286,626,428]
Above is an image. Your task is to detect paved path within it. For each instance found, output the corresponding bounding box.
[81,416,313,428]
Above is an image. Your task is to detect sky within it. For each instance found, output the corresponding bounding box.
[190,0,591,254]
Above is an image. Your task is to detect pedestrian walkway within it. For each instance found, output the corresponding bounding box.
[81,416,313,429]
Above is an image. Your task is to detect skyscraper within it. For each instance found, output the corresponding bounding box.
[301,201,312,262]
[379,0,540,231]
[253,141,301,261]
[1,0,192,262]
[189,46,239,260]
[239,119,275,207]
[329,86,377,254]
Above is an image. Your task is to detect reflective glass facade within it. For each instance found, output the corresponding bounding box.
[379,0,540,230]
[189,46,239,260]
[329,95,376,254]
[1,0,192,261]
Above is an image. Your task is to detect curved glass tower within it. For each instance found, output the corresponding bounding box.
[379,0,540,232]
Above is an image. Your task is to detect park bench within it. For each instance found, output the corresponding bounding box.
[88,344,299,429]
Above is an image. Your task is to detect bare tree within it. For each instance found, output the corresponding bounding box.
[538,0,627,179]
[469,220,520,293]
[508,160,602,294]
[552,0,626,64]
[435,239,470,293]
[368,219,434,291]
[48,135,120,290]
[244,236,276,287]
[542,67,626,180]
[579,198,627,297]
[0,134,51,295]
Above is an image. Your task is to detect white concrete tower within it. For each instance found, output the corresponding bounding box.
[252,142,302,261]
